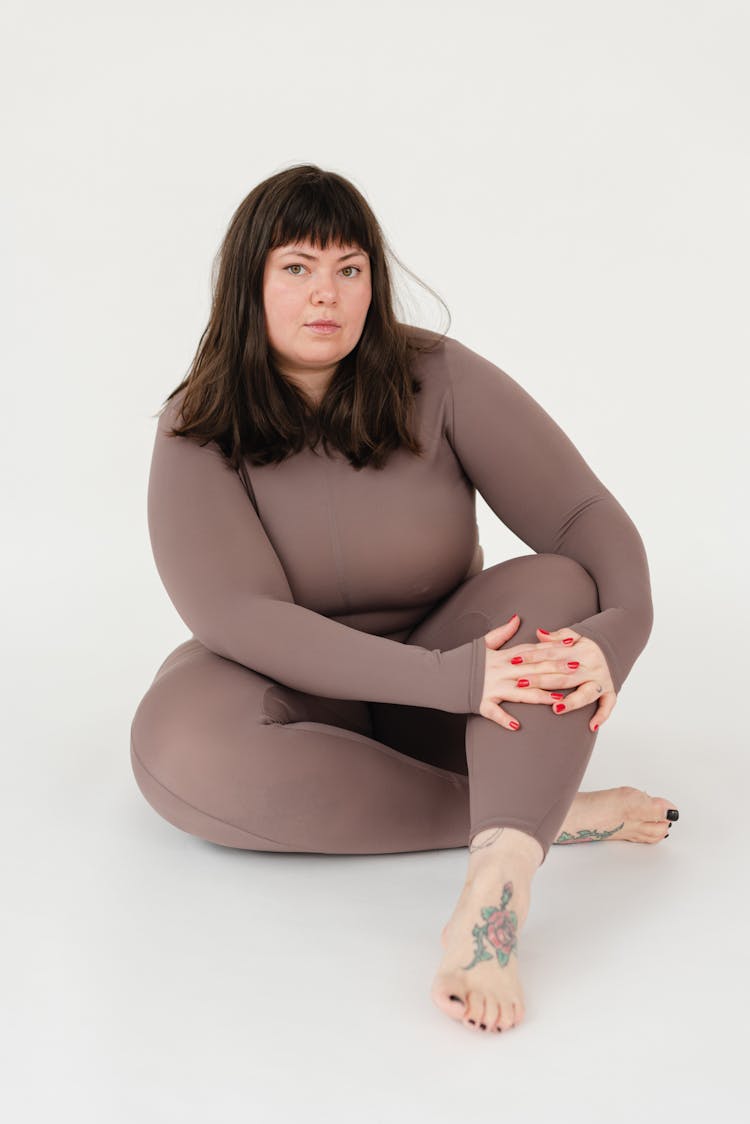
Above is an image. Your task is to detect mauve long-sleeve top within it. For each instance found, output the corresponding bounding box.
[146,328,653,712]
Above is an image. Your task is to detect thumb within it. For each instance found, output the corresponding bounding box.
[485,612,520,649]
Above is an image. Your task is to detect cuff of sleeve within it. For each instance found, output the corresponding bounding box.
[468,634,486,713]
[568,618,623,695]
[431,634,486,714]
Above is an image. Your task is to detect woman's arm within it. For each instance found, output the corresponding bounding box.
[146,394,486,712]
[444,336,654,695]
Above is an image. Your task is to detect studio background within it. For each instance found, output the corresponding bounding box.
[2,1,746,1121]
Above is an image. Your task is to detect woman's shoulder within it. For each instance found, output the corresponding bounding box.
[400,323,469,377]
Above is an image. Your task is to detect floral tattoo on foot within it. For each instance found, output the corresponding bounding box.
[462,881,518,970]
[553,821,625,844]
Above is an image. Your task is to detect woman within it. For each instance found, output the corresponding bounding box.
[130,163,677,1036]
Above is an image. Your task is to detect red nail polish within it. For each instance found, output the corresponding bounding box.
[567,661,579,669]
[508,613,518,622]
[511,656,523,665]
[562,637,574,646]
[509,720,520,730]
[593,723,599,731]
[538,628,550,635]
[554,703,566,713]
[551,693,564,700]
[517,678,530,687]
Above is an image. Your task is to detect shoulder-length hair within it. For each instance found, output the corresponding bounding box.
[157,163,451,493]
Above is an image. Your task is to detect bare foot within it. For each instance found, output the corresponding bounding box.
[553,785,679,846]
[431,827,542,1034]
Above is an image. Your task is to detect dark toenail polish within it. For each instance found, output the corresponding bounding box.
[468,1019,476,1025]
[449,995,463,1003]
[480,1023,487,1030]
[667,809,679,821]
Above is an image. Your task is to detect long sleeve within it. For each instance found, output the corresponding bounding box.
[445,338,654,695]
[146,396,485,713]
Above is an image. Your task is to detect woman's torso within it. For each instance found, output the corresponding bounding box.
[243,340,483,643]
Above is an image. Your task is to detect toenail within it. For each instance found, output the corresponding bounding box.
[468,1019,476,1025]
[666,809,679,821]
[496,1027,502,1032]
[449,995,463,1003]
[480,1023,487,1030]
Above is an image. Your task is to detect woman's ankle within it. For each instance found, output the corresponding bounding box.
[467,825,544,880]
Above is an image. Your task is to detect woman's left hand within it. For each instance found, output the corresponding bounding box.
[532,626,617,732]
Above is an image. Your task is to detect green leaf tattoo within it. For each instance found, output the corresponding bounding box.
[553,821,625,844]
[461,881,518,971]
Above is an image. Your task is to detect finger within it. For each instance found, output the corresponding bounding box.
[479,700,523,731]
[514,667,583,689]
[484,614,522,649]
[536,626,579,647]
[550,681,602,715]
[509,687,566,705]
[589,693,617,732]
[509,644,572,665]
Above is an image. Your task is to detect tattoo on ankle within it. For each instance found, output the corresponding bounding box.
[461,881,518,971]
[469,827,505,853]
[553,821,625,844]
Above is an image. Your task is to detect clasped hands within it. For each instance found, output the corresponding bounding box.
[478,612,617,734]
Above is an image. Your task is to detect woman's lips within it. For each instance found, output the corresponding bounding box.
[306,323,340,334]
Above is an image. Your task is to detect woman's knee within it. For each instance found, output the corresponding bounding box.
[531,553,600,616]
[129,644,272,796]
[475,552,599,635]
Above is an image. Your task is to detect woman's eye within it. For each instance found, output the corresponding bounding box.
[283,264,362,277]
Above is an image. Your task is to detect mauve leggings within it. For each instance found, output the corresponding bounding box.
[130,552,600,865]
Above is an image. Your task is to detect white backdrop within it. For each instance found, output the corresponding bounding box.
[3,1,747,1121]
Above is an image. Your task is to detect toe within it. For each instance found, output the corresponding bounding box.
[642,820,670,842]
[464,991,484,1030]
[431,980,467,1021]
[497,1001,516,1032]
[648,795,679,822]
[482,996,500,1032]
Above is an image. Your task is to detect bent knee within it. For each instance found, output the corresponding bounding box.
[531,553,599,617]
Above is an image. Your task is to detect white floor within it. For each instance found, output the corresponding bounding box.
[3,606,745,1124]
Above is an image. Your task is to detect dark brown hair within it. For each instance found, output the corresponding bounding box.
[157,164,451,492]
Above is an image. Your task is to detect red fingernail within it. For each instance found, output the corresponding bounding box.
[554,703,566,713]
[538,628,550,635]
[509,720,520,730]
[567,661,579,669]
[517,678,530,687]
[551,693,564,700]
[511,656,523,665]
[563,637,574,646]
[508,613,518,622]
[593,723,599,731]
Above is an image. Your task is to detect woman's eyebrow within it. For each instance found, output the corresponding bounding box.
[277,248,367,261]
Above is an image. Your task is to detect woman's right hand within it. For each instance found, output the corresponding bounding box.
[478,614,576,730]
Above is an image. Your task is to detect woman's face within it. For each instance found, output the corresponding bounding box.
[262,237,372,399]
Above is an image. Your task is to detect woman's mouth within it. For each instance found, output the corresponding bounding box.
[305,322,340,335]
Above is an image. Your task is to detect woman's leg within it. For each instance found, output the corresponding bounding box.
[371,553,602,866]
[130,553,600,862]
[129,638,475,854]
[394,553,605,1032]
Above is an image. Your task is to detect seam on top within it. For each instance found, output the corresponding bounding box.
[320,452,352,611]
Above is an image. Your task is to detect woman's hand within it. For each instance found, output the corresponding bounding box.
[530,624,617,732]
[477,613,593,731]
[477,615,617,733]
